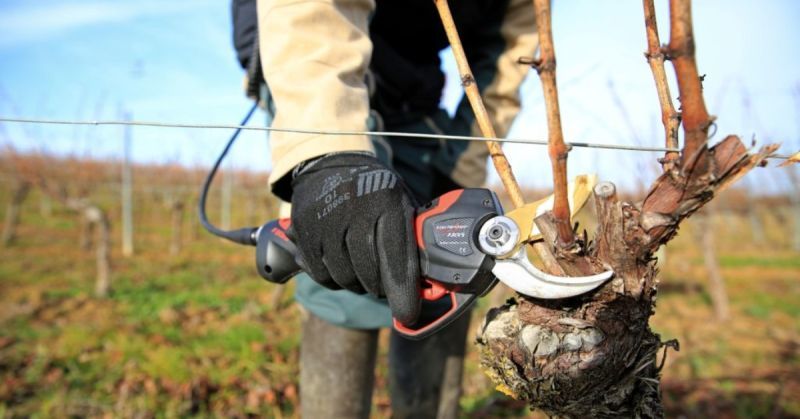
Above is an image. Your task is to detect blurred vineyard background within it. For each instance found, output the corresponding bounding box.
[0,151,798,418]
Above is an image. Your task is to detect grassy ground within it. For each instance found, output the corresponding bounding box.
[0,182,798,418]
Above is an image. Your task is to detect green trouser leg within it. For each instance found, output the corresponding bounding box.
[388,311,472,419]
[299,309,471,419]
[300,312,379,419]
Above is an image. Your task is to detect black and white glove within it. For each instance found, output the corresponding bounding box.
[289,152,421,324]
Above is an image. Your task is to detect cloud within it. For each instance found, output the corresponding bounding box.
[0,1,211,48]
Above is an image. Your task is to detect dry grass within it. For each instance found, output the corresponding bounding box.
[0,154,798,417]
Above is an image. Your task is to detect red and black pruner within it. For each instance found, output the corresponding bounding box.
[252,187,613,340]
[253,189,501,340]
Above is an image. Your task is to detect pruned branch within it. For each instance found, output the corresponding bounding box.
[667,0,711,171]
[531,0,573,247]
[434,0,570,275]
[432,0,525,209]
[642,0,681,172]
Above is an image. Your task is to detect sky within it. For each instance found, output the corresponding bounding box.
[1,0,798,193]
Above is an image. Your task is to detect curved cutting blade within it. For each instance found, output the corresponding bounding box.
[492,248,612,299]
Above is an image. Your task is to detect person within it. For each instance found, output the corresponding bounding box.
[232,0,539,417]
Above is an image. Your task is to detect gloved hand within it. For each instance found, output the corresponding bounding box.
[289,152,421,324]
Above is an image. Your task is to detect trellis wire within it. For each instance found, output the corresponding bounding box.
[0,116,793,159]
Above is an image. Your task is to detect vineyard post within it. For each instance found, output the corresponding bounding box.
[699,205,730,321]
[170,197,184,256]
[121,111,134,257]
[86,205,112,298]
[1,179,30,246]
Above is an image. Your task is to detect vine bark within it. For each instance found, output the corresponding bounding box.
[474,1,777,417]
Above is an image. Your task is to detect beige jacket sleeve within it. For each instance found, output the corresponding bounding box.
[451,0,538,188]
[257,0,376,188]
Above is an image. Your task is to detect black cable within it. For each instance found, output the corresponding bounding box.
[198,102,260,246]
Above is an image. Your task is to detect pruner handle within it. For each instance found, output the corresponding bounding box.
[392,279,481,340]
[392,189,502,340]
[255,218,302,284]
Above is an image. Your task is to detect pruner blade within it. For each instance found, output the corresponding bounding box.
[478,174,614,299]
[492,249,613,299]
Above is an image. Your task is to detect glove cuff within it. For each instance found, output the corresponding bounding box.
[292,151,375,179]
[273,151,377,201]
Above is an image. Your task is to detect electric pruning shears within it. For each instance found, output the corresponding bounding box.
[251,178,612,339]
[199,103,613,340]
